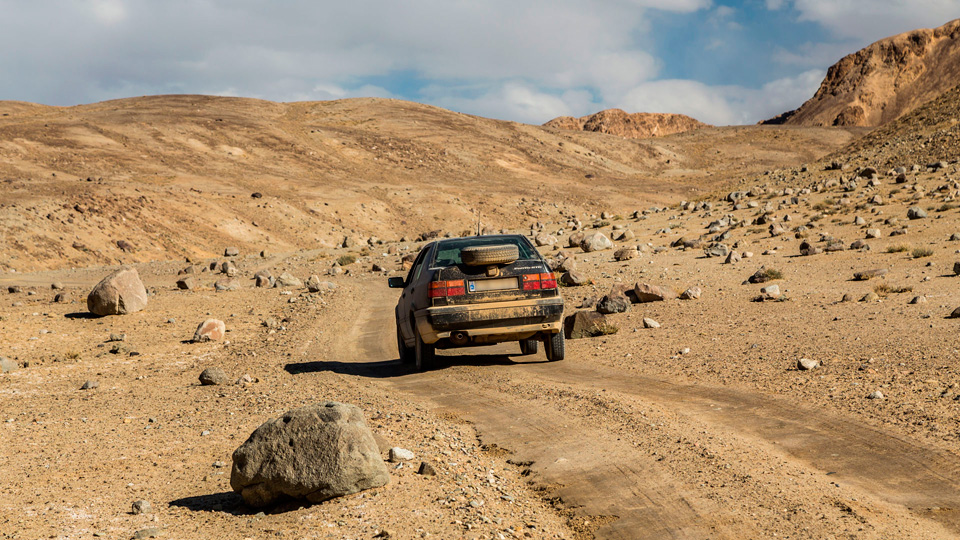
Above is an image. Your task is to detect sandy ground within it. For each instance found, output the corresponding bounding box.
[3,156,960,539]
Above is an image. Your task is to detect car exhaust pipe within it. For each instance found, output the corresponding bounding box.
[450,331,469,346]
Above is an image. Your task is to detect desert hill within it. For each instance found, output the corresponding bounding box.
[0,95,860,272]
[765,19,960,127]
[544,109,709,138]
[827,83,960,170]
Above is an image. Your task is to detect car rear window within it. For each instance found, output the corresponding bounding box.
[432,236,537,267]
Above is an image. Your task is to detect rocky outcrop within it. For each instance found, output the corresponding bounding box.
[544,109,709,139]
[765,19,960,127]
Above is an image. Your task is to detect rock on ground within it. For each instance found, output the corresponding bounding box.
[680,287,701,300]
[214,279,241,292]
[614,247,638,261]
[131,500,152,515]
[0,357,18,373]
[176,277,195,290]
[86,267,148,316]
[193,319,226,342]
[564,310,615,339]
[596,294,631,314]
[199,367,228,386]
[388,447,415,462]
[275,272,303,288]
[560,271,586,286]
[579,232,613,253]
[230,402,389,507]
[798,358,819,371]
[633,283,675,302]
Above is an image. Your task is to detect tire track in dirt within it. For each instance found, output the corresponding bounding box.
[344,284,960,538]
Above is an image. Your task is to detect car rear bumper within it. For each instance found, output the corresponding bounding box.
[415,296,564,344]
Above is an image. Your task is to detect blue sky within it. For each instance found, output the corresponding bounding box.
[0,0,958,125]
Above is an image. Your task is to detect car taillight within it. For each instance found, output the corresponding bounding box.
[429,280,465,298]
[522,274,541,290]
[523,273,557,290]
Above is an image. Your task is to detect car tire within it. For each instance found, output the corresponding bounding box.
[397,324,414,364]
[415,328,435,371]
[519,338,539,356]
[544,331,564,362]
[460,244,519,266]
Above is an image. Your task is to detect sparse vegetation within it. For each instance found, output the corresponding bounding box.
[886,244,910,253]
[812,198,835,211]
[336,254,357,266]
[64,351,81,361]
[912,247,934,258]
[761,268,783,281]
[591,323,619,336]
[874,283,914,296]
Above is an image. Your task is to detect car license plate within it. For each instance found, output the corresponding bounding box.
[469,277,518,292]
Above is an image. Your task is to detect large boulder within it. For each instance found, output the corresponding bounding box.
[193,319,226,342]
[535,233,557,247]
[87,267,148,316]
[567,231,585,248]
[633,283,675,303]
[231,402,389,507]
[579,232,613,253]
[564,311,616,339]
[613,246,638,261]
[596,294,631,314]
[275,272,303,288]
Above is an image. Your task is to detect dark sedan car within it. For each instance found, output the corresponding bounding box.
[388,234,564,370]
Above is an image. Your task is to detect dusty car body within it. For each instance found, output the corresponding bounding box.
[388,234,564,370]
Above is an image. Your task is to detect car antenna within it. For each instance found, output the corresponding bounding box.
[476,208,481,236]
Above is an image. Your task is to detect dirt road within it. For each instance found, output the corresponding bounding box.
[326,281,960,539]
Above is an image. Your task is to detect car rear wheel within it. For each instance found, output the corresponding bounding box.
[519,338,539,356]
[415,328,435,371]
[544,332,564,362]
[397,324,414,364]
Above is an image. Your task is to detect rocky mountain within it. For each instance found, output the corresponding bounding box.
[828,83,960,170]
[544,109,709,139]
[765,19,960,127]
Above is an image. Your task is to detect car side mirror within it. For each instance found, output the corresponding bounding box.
[387,276,406,288]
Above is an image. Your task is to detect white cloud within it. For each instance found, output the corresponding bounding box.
[617,69,824,125]
[791,0,960,41]
[773,41,860,67]
[88,0,127,25]
[308,84,395,102]
[425,82,590,124]
[0,0,698,107]
[765,0,786,9]
[626,0,713,12]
